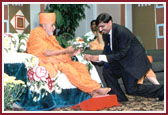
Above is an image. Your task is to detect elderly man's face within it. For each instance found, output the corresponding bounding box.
[97,20,112,34]
[43,23,56,36]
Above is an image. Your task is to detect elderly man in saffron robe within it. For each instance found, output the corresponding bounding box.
[27,12,111,97]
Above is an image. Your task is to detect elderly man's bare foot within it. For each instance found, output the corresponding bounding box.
[90,88,111,97]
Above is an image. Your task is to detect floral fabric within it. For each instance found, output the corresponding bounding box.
[3,33,29,53]
[3,33,19,53]
[27,66,62,102]
[4,63,91,111]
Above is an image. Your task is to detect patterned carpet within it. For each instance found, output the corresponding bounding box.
[11,94,164,112]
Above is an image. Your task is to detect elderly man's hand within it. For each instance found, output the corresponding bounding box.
[66,46,75,53]
[70,49,81,57]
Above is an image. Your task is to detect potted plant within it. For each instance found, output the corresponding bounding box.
[3,73,26,111]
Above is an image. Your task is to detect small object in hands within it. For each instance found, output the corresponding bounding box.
[68,37,88,51]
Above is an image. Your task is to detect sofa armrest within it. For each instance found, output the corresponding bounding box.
[3,52,39,70]
[3,33,20,53]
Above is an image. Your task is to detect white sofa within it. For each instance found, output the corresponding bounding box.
[3,33,102,111]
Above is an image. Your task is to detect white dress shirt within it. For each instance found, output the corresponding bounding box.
[98,29,112,62]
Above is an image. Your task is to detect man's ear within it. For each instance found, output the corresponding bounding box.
[41,24,46,29]
[109,20,112,24]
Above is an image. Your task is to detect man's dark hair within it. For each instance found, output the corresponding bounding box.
[90,20,96,26]
[96,13,113,26]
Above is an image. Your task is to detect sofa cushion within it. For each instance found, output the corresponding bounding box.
[4,52,39,70]
[152,61,164,73]
[3,33,30,53]
[18,33,30,52]
[147,49,164,62]
[3,33,19,53]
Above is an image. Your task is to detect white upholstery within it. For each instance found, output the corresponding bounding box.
[3,33,102,89]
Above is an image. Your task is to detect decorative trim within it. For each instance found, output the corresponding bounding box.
[4,3,8,5]
[4,20,9,33]
[15,15,25,30]
[40,4,45,12]
[156,4,164,8]
[156,24,164,39]
[138,4,152,7]
[10,10,29,34]
[11,4,23,6]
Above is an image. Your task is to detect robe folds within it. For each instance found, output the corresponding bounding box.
[90,39,104,50]
[27,27,101,93]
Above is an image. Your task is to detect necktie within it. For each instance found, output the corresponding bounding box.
[105,34,112,55]
[104,34,111,69]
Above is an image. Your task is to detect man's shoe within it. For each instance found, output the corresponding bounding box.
[118,98,129,102]
[158,94,164,101]
[117,95,129,102]
[158,85,164,101]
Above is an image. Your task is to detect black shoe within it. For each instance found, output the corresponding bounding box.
[158,94,164,101]
[108,90,128,102]
[117,95,129,102]
[158,85,164,101]
[118,98,129,102]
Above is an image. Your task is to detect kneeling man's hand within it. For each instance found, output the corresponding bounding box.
[84,54,99,62]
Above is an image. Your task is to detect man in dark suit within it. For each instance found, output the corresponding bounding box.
[84,13,164,102]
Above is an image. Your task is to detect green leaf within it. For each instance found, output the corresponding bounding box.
[56,35,63,46]
[54,10,64,28]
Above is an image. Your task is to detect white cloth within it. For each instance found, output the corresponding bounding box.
[76,54,102,83]
[99,55,108,62]
[3,52,39,64]
[109,30,113,50]
[84,31,95,42]
[57,55,102,89]
[98,29,112,62]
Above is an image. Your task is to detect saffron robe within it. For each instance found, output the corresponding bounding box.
[27,27,101,93]
[90,39,104,50]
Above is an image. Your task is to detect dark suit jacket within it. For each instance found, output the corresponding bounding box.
[103,23,151,79]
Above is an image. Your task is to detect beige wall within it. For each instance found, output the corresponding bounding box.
[75,4,122,37]
[156,4,164,49]
[97,4,121,25]
[132,4,156,50]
